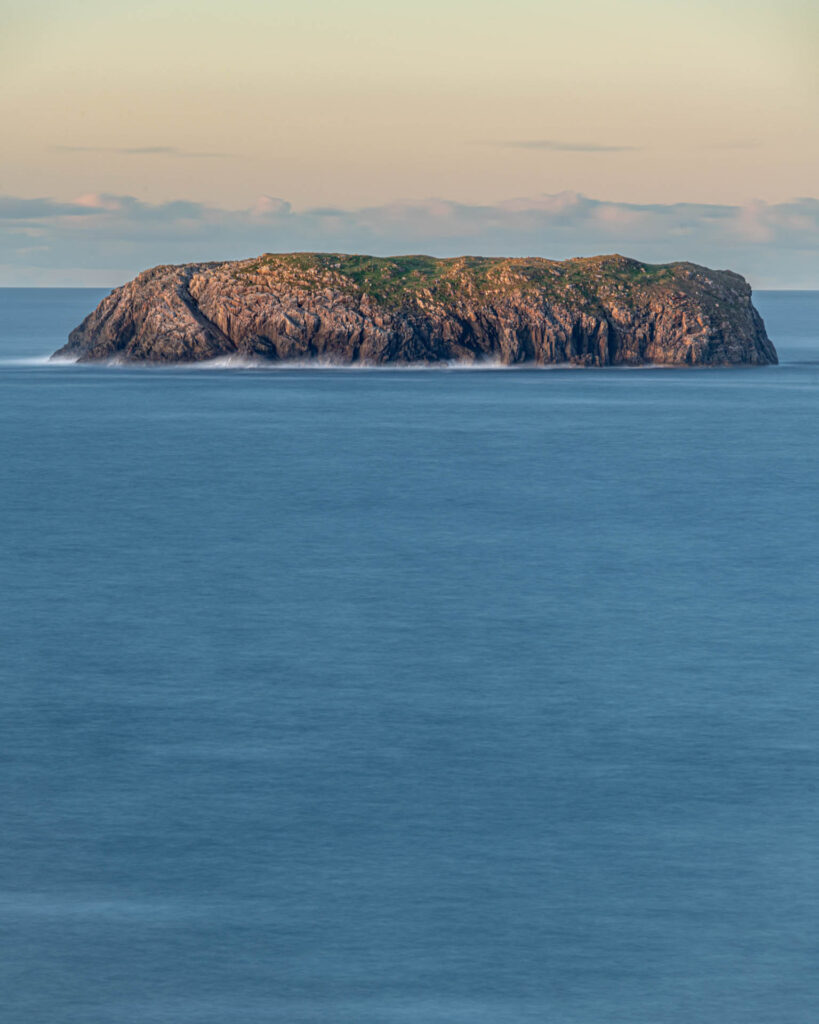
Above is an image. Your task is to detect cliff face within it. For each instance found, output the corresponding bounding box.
[55,253,778,367]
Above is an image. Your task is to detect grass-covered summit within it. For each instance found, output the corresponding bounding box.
[237,253,675,309]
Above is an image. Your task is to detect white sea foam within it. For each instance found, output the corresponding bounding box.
[0,354,79,367]
[0,352,686,371]
[186,355,575,372]
[184,355,684,372]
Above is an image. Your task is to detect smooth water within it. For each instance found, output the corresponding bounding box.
[1,289,818,1023]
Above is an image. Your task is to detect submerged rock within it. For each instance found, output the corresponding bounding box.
[55,253,778,366]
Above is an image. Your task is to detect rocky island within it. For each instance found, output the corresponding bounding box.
[55,253,777,367]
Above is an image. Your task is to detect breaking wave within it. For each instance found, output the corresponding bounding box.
[0,353,680,372]
[0,355,79,367]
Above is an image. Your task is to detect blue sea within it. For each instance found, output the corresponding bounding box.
[1,288,818,1024]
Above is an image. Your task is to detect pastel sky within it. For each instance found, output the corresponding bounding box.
[2,0,817,285]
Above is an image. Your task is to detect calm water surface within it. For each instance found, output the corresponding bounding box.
[1,289,818,1023]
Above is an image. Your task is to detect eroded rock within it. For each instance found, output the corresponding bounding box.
[55,253,778,367]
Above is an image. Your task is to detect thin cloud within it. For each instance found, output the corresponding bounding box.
[699,140,762,151]
[0,196,106,219]
[53,145,230,158]
[1,191,818,288]
[486,139,641,153]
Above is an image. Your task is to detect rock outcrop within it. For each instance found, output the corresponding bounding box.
[55,253,777,366]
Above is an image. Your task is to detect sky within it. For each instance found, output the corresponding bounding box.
[1,0,817,286]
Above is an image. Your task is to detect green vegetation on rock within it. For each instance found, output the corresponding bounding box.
[237,252,677,309]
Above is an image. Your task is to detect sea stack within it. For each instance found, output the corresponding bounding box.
[55,253,778,366]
